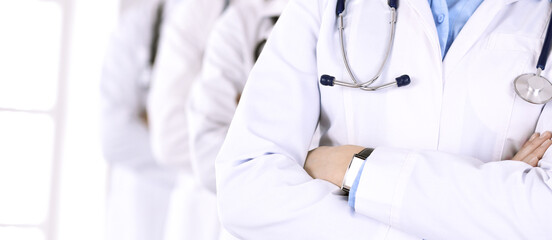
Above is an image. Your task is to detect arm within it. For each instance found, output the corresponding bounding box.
[215,0,418,239]
[100,6,157,170]
[187,7,247,193]
[305,132,552,186]
[355,141,552,239]
[306,130,552,239]
[147,0,225,167]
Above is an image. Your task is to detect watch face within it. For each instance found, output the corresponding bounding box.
[342,156,365,192]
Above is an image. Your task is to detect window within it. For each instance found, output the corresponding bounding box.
[0,0,61,111]
[0,0,62,238]
[0,0,118,239]
[0,113,54,225]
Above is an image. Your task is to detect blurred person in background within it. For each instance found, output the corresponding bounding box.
[186,0,288,237]
[100,0,178,239]
[147,0,235,239]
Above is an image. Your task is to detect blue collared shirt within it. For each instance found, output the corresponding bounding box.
[430,0,485,58]
[348,0,484,208]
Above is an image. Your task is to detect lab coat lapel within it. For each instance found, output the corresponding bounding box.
[404,0,439,43]
[404,0,441,59]
[443,0,517,75]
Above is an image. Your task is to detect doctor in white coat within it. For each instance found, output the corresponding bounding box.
[148,0,237,239]
[188,0,288,196]
[187,1,287,239]
[216,0,552,239]
[100,1,176,239]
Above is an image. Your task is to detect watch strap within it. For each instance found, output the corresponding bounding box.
[355,148,374,160]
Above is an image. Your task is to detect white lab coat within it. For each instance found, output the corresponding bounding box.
[148,0,235,239]
[100,1,176,239]
[216,0,552,239]
[188,0,289,194]
[149,0,228,168]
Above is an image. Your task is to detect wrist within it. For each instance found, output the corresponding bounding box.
[329,145,364,186]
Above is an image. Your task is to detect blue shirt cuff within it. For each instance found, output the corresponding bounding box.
[348,160,366,209]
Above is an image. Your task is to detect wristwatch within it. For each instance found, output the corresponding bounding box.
[341,148,374,193]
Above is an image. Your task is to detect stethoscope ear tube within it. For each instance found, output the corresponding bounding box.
[395,75,410,87]
[319,74,410,90]
[320,75,335,86]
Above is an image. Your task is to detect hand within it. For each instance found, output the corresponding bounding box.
[304,145,365,187]
[511,131,552,167]
[140,110,148,126]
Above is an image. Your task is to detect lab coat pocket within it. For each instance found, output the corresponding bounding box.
[481,33,543,160]
[486,33,542,53]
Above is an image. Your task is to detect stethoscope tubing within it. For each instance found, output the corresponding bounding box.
[537,9,552,71]
[332,8,398,89]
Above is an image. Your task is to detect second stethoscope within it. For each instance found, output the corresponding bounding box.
[320,0,411,91]
[513,9,552,104]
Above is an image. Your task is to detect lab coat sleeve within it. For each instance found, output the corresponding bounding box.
[352,105,552,239]
[187,7,246,194]
[147,0,224,168]
[216,0,418,239]
[100,7,158,171]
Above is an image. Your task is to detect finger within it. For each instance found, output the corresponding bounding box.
[522,133,540,148]
[513,132,551,161]
[520,139,552,166]
[526,156,539,167]
[541,131,552,140]
[537,139,552,155]
[532,139,552,159]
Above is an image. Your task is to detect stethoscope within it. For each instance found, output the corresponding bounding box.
[140,1,165,90]
[321,0,552,104]
[319,0,411,91]
[514,10,552,104]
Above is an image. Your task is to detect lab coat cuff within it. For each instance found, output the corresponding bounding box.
[348,160,366,209]
[353,147,416,227]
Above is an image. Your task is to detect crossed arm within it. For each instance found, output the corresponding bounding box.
[305,131,552,187]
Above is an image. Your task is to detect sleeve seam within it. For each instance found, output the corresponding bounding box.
[389,152,418,228]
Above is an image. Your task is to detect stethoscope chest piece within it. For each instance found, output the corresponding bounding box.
[513,5,552,104]
[514,72,552,104]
